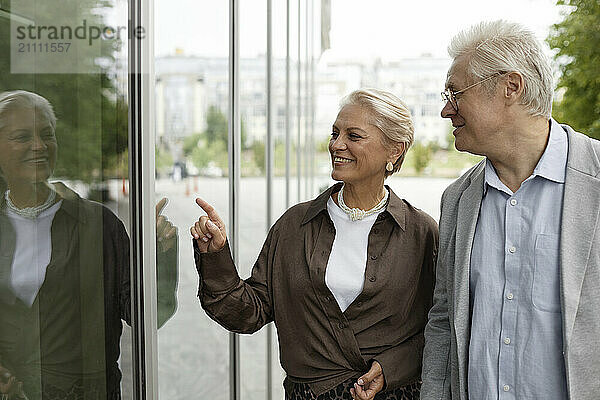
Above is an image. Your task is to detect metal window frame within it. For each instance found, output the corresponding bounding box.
[128,0,318,398]
[128,0,158,397]
[266,0,274,399]
[228,1,241,400]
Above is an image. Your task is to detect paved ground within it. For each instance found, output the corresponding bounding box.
[96,175,453,399]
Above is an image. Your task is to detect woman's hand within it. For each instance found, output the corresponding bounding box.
[350,361,385,400]
[190,198,227,253]
[0,364,24,398]
[156,197,177,253]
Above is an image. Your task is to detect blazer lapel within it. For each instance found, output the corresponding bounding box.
[454,161,485,391]
[560,128,600,347]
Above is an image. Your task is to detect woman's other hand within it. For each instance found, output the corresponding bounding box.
[350,361,385,400]
[0,364,24,398]
[191,198,227,253]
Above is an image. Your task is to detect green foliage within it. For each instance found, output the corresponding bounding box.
[190,140,227,171]
[548,0,600,139]
[250,141,266,174]
[183,133,203,156]
[204,106,228,144]
[408,142,433,174]
[0,0,127,182]
[155,146,173,172]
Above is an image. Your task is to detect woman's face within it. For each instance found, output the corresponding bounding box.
[329,104,396,186]
[0,106,57,186]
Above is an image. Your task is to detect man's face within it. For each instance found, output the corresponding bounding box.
[0,107,57,186]
[441,56,504,156]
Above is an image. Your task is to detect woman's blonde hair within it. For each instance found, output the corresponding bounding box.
[340,88,414,176]
[0,90,57,133]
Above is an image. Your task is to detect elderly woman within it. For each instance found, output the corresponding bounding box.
[191,88,438,400]
[0,90,177,399]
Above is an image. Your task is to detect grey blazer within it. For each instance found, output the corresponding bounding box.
[421,125,600,400]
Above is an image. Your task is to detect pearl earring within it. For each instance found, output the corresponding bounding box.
[386,161,394,172]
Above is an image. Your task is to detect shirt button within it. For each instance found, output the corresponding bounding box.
[356,301,362,307]
[328,227,335,233]
[510,198,517,206]
[506,293,514,300]
[325,295,332,302]
[503,385,510,392]
[504,337,511,345]
[508,246,516,253]
[369,276,376,282]
[338,322,345,329]
[370,255,377,260]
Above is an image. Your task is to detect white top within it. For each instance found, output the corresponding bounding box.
[325,196,384,312]
[7,200,62,307]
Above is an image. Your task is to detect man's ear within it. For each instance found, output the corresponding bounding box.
[505,72,524,104]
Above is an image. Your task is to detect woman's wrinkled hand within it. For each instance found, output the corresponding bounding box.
[190,198,227,253]
[350,361,385,400]
[0,364,24,398]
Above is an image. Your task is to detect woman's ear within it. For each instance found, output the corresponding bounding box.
[390,142,406,164]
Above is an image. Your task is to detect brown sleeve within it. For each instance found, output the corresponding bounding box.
[193,230,274,334]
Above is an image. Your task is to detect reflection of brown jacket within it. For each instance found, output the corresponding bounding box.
[194,183,439,396]
[0,183,177,399]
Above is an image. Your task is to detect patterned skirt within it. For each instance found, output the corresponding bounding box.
[284,378,421,400]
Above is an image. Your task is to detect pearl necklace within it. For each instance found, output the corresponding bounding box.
[338,184,388,221]
[4,189,56,219]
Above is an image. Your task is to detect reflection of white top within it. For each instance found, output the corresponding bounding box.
[7,200,62,307]
[325,196,384,312]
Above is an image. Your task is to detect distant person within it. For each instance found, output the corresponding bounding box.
[0,90,178,399]
[191,89,438,400]
[421,20,600,400]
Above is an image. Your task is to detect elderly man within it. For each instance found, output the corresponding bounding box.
[421,20,600,400]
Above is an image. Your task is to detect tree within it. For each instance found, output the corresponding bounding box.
[0,0,128,182]
[409,142,433,175]
[204,106,228,144]
[548,0,600,139]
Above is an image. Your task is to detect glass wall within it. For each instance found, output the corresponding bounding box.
[0,0,135,398]
[148,0,321,399]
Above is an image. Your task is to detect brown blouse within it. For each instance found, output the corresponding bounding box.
[194,183,438,395]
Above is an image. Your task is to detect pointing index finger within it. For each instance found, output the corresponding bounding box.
[195,198,224,225]
[155,197,168,218]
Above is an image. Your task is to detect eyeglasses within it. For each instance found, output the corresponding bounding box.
[441,72,505,112]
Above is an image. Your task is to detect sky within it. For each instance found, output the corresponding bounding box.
[142,0,567,60]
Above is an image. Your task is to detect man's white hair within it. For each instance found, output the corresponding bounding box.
[448,20,553,119]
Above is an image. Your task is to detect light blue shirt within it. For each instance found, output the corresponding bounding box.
[468,119,569,400]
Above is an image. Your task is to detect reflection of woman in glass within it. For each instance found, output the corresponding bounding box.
[0,91,177,399]
[191,89,439,400]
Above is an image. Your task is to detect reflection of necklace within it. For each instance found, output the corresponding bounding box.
[4,189,56,219]
[338,184,388,221]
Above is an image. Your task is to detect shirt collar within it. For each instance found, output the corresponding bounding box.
[301,182,406,230]
[484,118,568,195]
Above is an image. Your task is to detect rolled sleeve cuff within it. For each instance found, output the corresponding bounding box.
[193,239,241,295]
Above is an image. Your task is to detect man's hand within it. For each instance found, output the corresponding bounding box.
[156,197,177,252]
[350,361,385,400]
[190,198,227,253]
